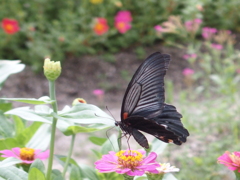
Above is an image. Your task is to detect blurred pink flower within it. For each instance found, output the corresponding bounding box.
[115,11,132,22]
[184,19,202,32]
[0,147,49,164]
[202,27,217,40]
[93,89,104,95]
[218,151,240,172]
[183,54,197,60]
[154,25,163,32]
[183,68,194,76]
[211,43,223,50]
[114,10,132,34]
[236,69,240,74]
[1,18,20,34]
[95,150,160,176]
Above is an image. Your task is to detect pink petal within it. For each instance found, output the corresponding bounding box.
[35,150,50,160]
[0,148,20,158]
[142,152,157,163]
[127,169,144,176]
[22,160,34,164]
[116,168,130,174]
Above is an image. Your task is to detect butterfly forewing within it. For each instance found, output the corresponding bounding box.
[121,52,170,120]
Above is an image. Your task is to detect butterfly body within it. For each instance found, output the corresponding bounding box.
[116,52,189,149]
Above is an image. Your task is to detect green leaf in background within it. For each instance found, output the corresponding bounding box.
[163,173,178,180]
[101,134,119,155]
[0,166,28,180]
[5,107,52,123]
[0,102,12,112]
[89,136,107,146]
[13,115,26,136]
[0,138,21,151]
[0,60,25,90]
[0,96,55,105]
[26,124,51,150]
[79,164,99,180]
[150,138,168,155]
[51,169,65,180]
[30,159,45,173]
[0,110,14,138]
[28,167,46,180]
[70,164,83,180]
[0,157,22,168]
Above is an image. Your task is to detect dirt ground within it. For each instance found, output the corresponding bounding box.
[0,43,189,167]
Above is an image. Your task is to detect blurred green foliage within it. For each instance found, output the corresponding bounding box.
[1,0,239,71]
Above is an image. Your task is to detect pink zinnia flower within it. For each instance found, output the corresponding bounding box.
[182,68,194,76]
[93,18,109,35]
[1,18,20,34]
[211,43,223,50]
[202,27,217,40]
[115,11,132,22]
[218,151,240,173]
[95,150,160,176]
[0,147,49,164]
[114,11,132,34]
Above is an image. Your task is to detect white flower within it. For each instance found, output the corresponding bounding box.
[156,163,180,173]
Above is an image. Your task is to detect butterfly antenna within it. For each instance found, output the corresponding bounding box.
[105,106,118,122]
[105,127,117,152]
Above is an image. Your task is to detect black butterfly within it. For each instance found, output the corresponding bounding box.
[115,52,189,149]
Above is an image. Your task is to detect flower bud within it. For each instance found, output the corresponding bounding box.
[43,58,61,81]
[72,98,87,106]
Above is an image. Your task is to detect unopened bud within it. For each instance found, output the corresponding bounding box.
[72,98,87,106]
[43,58,61,81]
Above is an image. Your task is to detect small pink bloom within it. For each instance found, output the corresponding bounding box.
[183,68,194,76]
[218,151,240,173]
[202,27,217,40]
[183,54,197,60]
[194,18,202,24]
[115,11,132,22]
[211,43,223,50]
[95,150,160,176]
[236,69,240,74]
[1,18,20,34]
[154,25,163,32]
[0,147,49,164]
[115,21,131,34]
[93,89,104,96]
[93,18,109,35]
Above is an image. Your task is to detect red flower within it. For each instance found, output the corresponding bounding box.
[93,18,109,35]
[1,18,20,34]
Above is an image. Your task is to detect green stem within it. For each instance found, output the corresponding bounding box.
[146,173,164,180]
[62,134,76,177]
[117,129,122,151]
[122,174,134,180]
[46,80,58,180]
[235,170,240,180]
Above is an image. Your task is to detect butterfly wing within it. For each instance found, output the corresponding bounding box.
[121,52,170,120]
[119,52,189,148]
[125,104,189,146]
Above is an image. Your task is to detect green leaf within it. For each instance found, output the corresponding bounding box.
[54,155,78,167]
[150,138,168,155]
[5,107,52,123]
[79,164,99,180]
[89,136,107,146]
[70,164,83,180]
[0,138,21,151]
[0,157,22,168]
[15,122,43,147]
[0,102,12,112]
[0,166,28,180]
[28,167,46,180]
[0,110,14,138]
[30,159,45,173]
[0,60,25,90]
[101,134,119,155]
[0,96,54,105]
[13,115,25,136]
[58,104,115,126]
[51,169,64,180]
[26,124,51,150]
[163,173,177,180]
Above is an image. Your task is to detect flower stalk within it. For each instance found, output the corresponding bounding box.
[62,134,76,177]
[146,173,164,180]
[122,174,134,180]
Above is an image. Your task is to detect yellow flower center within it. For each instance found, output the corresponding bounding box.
[20,148,35,161]
[117,22,125,29]
[116,150,143,170]
[230,154,240,166]
[95,23,104,31]
[90,0,103,4]
[5,24,14,31]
